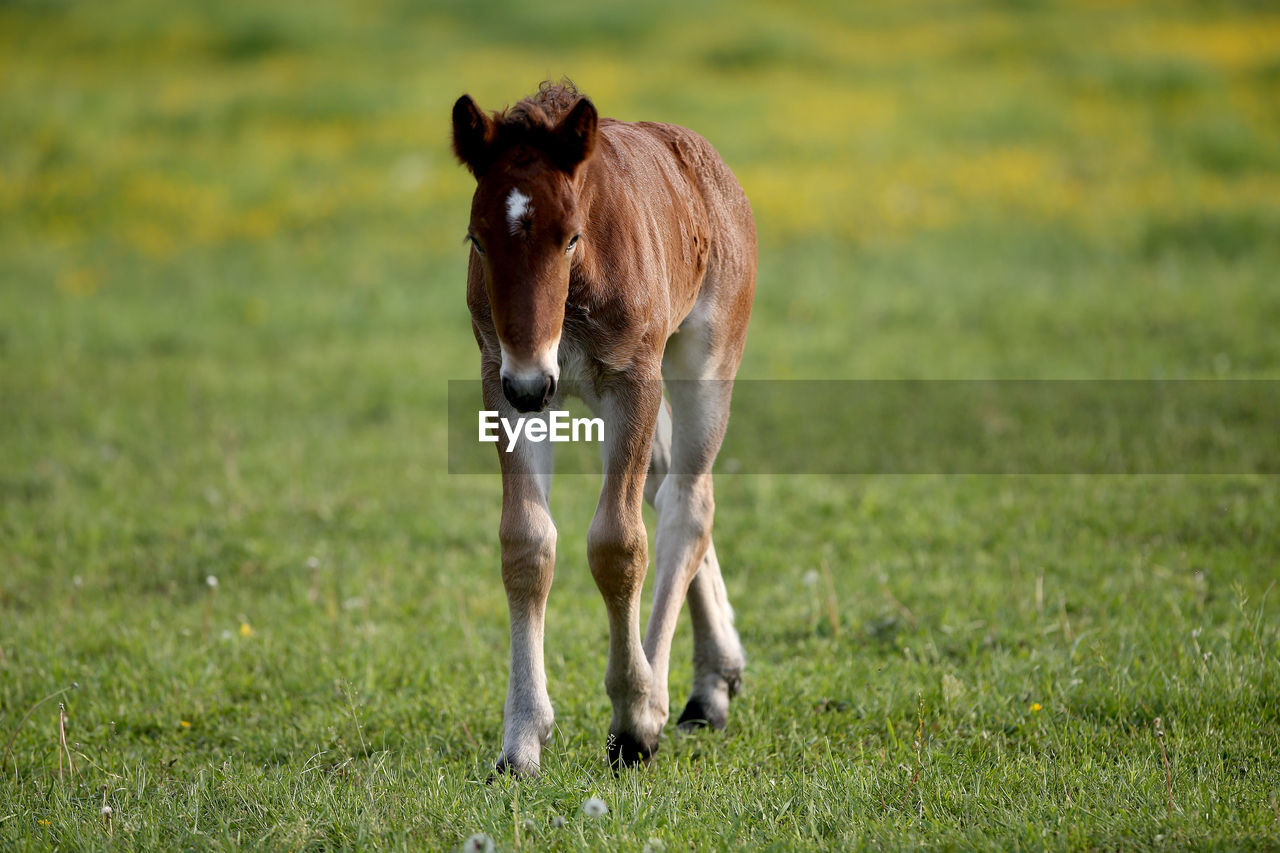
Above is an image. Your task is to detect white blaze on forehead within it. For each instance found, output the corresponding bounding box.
[506,188,533,235]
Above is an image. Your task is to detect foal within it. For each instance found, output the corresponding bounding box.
[452,82,755,775]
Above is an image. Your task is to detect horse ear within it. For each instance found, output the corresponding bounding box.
[452,94,494,177]
[552,97,597,174]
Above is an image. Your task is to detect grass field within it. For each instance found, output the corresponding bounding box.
[3,0,1280,849]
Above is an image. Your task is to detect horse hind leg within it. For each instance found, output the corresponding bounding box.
[644,397,744,732]
[641,321,749,748]
[677,540,744,730]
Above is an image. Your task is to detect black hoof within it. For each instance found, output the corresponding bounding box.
[488,755,537,782]
[676,696,727,731]
[606,731,656,770]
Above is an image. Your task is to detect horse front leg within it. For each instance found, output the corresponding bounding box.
[488,378,558,778]
[587,380,663,769]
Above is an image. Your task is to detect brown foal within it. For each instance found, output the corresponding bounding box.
[452,81,755,775]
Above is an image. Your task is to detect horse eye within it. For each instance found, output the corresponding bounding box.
[467,234,486,256]
[566,234,580,254]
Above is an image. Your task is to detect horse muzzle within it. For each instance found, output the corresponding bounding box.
[501,373,557,413]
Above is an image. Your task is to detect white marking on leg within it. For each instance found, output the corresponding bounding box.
[643,320,741,730]
[643,451,717,728]
[684,541,745,724]
[498,413,556,773]
[506,188,533,235]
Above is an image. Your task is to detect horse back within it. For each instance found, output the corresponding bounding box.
[580,119,755,341]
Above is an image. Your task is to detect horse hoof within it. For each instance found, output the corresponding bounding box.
[489,755,538,782]
[677,696,727,731]
[607,731,657,770]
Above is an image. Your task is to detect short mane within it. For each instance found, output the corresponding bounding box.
[477,79,589,165]
[495,79,585,131]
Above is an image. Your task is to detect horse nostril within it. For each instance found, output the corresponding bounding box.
[502,374,553,413]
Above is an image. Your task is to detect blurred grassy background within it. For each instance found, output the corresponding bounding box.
[5,0,1280,384]
[2,0,1279,849]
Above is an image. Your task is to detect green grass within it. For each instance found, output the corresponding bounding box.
[3,0,1280,849]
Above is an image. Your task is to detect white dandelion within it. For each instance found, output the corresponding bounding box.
[206,575,218,589]
[100,805,113,817]
[643,840,666,853]
[551,815,567,828]
[582,797,608,818]
[461,832,494,853]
